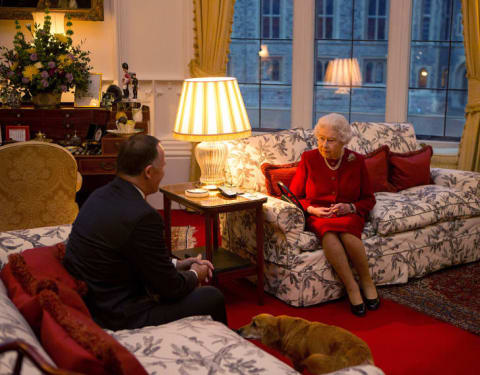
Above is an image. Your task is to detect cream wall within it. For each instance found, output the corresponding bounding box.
[0,0,194,208]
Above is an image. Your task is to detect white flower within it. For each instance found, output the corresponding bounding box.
[34,62,43,69]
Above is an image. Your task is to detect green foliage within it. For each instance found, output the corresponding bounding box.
[0,10,92,97]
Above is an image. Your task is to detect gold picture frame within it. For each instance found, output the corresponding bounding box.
[74,72,102,108]
[0,1,104,21]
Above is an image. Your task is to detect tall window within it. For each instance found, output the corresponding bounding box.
[314,0,389,123]
[228,0,293,129]
[408,0,466,139]
[316,0,334,39]
[262,0,281,38]
[367,0,387,40]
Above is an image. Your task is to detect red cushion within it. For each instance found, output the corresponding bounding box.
[388,145,433,191]
[363,146,397,193]
[39,290,148,375]
[261,162,299,197]
[0,244,90,332]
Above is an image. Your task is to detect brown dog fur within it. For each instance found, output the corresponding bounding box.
[237,314,374,374]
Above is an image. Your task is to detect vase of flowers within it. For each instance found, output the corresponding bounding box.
[0,10,92,109]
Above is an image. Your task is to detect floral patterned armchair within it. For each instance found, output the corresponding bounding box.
[0,141,81,231]
[219,123,480,307]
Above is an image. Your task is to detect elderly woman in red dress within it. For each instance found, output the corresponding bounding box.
[289,113,379,316]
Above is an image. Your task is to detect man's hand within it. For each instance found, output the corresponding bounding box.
[177,254,214,272]
[191,256,213,284]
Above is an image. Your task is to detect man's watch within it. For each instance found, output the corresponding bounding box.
[349,203,355,213]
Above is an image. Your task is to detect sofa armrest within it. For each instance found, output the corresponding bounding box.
[431,168,480,196]
[221,196,320,266]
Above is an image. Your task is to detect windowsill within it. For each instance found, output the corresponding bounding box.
[421,139,459,155]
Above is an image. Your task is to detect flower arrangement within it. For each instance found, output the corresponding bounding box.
[0,10,92,102]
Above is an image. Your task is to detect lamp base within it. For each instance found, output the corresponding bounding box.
[195,141,227,186]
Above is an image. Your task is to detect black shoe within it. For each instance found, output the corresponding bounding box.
[364,295,381,310]
[362,288,381,311]
[349,301,367,317]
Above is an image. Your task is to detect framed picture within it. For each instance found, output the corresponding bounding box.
[0,1,104,21]
[6,125,30,142]
[74,73,102,108]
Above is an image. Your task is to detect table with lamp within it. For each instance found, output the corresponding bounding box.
[159,77,267,304]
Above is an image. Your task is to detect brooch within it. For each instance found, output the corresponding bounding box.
[347,153,356,162]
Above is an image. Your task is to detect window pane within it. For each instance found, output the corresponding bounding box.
[446,91,467,137]
[408,90,446,137]
[409,42,450,89]
[408,0,465,140]
[315,0,389,124]
[232,0,260,38]
[230,0,293,130]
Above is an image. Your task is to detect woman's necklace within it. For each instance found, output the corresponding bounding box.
[323,148,344,171]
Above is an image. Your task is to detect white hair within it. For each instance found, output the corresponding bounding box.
[313,113,352,144]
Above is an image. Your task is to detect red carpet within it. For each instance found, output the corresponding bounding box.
[164,210,480,375]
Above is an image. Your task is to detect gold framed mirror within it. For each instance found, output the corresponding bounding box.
[0,1,104,21]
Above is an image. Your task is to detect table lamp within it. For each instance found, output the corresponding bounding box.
[32,11,66,34]
[324,58,362,94]
[173,77,251,187]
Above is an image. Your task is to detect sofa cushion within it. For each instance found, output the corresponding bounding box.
[364,146,396,193]
[370,185,480,236]
[224,128,315,192]
[388,146,433,191]
[261,162,299,197]
[0,244,90,332]
[0,279,56,375]
[348,122,420,154]
[38,289,148,375]
[108,315,300,375]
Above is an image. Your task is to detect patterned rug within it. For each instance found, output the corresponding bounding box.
[171,226,197,251]
[379,261,480,335]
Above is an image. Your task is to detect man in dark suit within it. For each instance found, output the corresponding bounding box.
[63,134,227,330]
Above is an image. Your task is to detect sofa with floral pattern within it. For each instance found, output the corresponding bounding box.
[0,225,385,375]
[220,122,480,307]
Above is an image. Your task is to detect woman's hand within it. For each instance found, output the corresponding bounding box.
[307,206,334,217]
[330,203,353,216]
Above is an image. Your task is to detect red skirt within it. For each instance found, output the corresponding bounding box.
[307,213,365,239]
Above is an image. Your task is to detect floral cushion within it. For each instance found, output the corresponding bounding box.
[370,185,480,236]
[224,128,316,193]
[348,122,420,154]
[0,280,56,375]
[0,225,71,270]
[108,315,301,375]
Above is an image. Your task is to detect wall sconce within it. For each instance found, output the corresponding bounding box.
[32,11,66,34]
[259,44,269,59]
[324,58,362,94]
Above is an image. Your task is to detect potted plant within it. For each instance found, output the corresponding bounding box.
[0,10,92,109]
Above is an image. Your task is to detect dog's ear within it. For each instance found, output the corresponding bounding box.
[260,318,281,348]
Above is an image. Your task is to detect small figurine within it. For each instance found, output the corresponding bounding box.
[121,62,131,99]
[132,73,138,99]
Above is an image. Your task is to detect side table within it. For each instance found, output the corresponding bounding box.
[159,182,267,305]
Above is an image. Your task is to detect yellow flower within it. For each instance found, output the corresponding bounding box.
[23,65,39,80]
[27,48,36,54]
[58,54,72,66]
[54,33,68,44]
[10,61,18,71]
[34,62,43,69]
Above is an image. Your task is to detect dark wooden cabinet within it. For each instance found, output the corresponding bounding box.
[0,105,150,204]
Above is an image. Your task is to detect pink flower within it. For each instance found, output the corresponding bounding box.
[48,61,55,68]
[30,53,38,61]
[60,85,67,92]
[66,72,73,82]
[7,71,14,77]
[41,70,49,78]
[22,77,30,83]
[41,79,49,87]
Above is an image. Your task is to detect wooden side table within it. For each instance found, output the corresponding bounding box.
[159,182,267,305]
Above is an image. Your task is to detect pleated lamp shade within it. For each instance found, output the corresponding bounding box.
[173,77,251,142]
[324,58,362,93]
[173,77,252,186]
